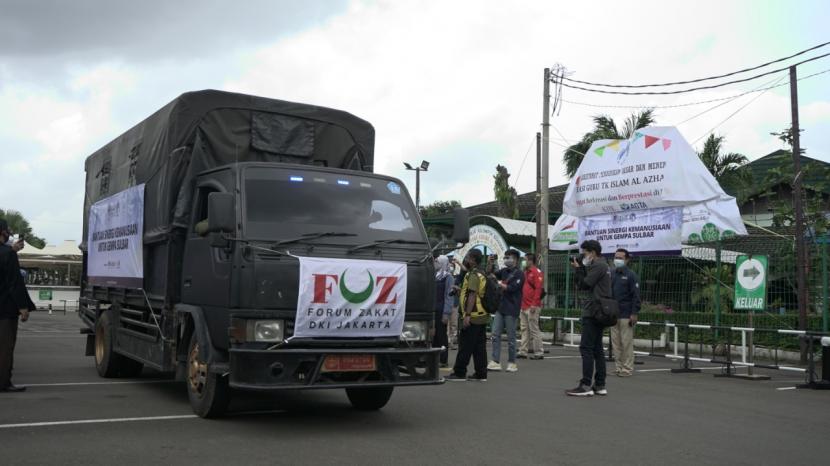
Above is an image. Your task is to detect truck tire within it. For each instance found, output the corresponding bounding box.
[345,386,394,411]
[94,311,144,378]
[186,332,230,418]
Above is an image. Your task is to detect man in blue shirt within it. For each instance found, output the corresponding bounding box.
[488,249,525,373]
[611,248,641,377]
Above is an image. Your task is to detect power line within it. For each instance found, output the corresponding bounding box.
[560,68,830,110]
[692,74,787,145]
[674,74,787,127]
[561,41,830,88]
[556,52,830,95]
[511,134,538,190]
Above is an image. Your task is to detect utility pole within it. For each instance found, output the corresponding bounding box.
[541,68,551,306]
[790,65,808,360]
[535,132,543,256]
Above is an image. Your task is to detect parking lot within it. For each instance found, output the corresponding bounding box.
[2,312,829,465]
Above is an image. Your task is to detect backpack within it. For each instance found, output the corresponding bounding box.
[481,273,502,314]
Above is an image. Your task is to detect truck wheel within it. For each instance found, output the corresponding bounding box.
[186,332,230,418]
[94,311,144,378]
[345,386,394,411]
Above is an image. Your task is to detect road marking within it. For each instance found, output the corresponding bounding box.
[637,368,671,372]
[25,380,177,387]
[0,415,197,429]
[776,386,797,391]
[543,356,581,359]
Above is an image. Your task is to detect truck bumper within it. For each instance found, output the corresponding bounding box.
[228,346,444,391]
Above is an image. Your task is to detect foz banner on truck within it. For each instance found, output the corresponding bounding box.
[295,257,407,338]
[562,126,727,218]
[87,184,145,288]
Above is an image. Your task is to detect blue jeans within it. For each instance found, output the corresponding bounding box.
[491,312,518,363]
[580,317,607,387]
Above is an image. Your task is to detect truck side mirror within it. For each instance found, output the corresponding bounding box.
[207,192,235,234]
[452,208,469,244]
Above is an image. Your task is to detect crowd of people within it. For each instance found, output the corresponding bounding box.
[434,239,641,397]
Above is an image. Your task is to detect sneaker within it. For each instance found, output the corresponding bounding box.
[517,353,528,359]
[506,362,518,372]
[468,375,488,382]
[565,383,594,397]
[439,363,449,368]
[593,385,608,396]
[445,373,468,382]
[617,371,632,377]
[487,361,502,371]
[530,354,545,360]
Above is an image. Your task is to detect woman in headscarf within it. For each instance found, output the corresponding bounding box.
[433,255,454,367]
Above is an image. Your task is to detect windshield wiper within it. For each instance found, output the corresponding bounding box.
[348,239,426,253]
[273,232,357,247]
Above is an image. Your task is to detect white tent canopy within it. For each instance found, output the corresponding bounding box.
[473,215,557,246]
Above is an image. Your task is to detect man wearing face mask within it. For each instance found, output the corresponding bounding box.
[488,249,524,373]
[433,255,454,367]
[0,220,35,393]
[611,248,641,377]
[566,240,612,397]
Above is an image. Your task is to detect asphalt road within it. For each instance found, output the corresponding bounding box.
[1,312,829,466]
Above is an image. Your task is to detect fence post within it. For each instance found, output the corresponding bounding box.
[823,241,828,333]
[715,239,722,339]
[564,255,571,317]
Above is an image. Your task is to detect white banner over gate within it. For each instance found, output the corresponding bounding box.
[554,195,748,251]
[563,126,727,217]
[295,256,407,338]
[87,184,145,288]
[579,207,683,255]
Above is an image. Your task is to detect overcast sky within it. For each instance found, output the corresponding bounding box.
[1,0,828,244]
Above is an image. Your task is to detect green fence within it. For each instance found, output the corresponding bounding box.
[543,232,830,333]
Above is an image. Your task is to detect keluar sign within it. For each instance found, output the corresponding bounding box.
[294,256,407,338]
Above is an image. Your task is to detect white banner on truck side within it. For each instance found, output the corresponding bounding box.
[294,256,407,338]
[87,184,145,288]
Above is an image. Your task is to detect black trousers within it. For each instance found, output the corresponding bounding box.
[579,317,607,387]
[0,317,19,389]
[432,316,449,365]
[452,323,487,378]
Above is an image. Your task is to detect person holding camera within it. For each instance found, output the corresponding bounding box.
[0,219,35,393]
[566,240,612,397]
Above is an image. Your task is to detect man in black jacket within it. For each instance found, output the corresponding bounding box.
[611,248,641,377]
[488,249,525,373]
[0,219,35,392]
[566,240,612,397]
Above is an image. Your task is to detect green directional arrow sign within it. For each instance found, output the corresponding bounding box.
[734,255,767,311]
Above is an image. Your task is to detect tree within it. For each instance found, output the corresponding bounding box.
[696,134,752,200]
[493,165,519,219]
[419,200,462,241]
[0,209,46,248]
[563,109,656,178]
[419,200,462,218]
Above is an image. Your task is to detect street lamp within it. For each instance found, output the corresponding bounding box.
[404,160,429,212]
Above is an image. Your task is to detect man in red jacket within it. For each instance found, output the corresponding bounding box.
[518,253,544,360]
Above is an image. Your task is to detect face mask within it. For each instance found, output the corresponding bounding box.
[582,257,592,267]
[614,259,626,268]
[504,258,515,268]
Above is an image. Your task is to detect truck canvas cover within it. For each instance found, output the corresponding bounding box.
[82,90,375,250]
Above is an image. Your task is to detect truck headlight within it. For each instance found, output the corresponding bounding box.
[248,320,285,342]
[400,321,428,342]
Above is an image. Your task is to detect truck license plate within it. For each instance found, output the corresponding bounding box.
[322,355,376,372]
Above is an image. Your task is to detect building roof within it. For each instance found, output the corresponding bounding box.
[727,149,830,197]
[465,183,569,221]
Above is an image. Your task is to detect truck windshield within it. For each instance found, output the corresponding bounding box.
[244,167,425,244]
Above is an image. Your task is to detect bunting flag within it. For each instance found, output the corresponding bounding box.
[595,146,605,156]
[662,138,672,150]
[607,140,621,151]
[644,135,660,149]
[634,132,644,141]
